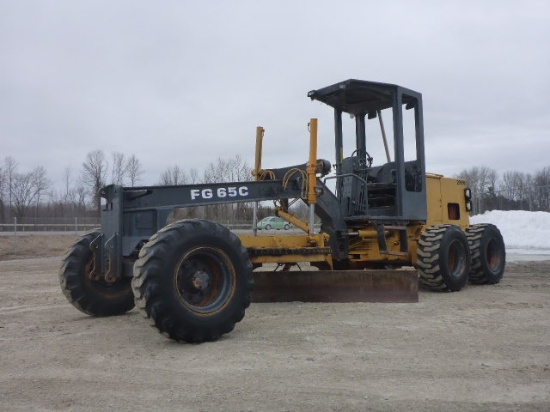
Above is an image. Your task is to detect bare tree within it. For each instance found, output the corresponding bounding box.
[30,166,50,217]
[203,155,251,184]
[499,171,533,209]
[159,166,187,185]
[457,166,497,195]
[82,150,109,217]
[189,168,200,184]
[11,166,50,219]
[73,177,89,213]
[62,167,72,204]
[11,172,32,218]
[229,155,251,182]
[500,171,521,202]
[457,166,498,213]
[61,167,80,215]
[111,152,127,186]
[126,154,144,186]
[0,165,4,222]
[533,167,550,211]
[201,155,253,221]
[52,167,85,217]
[3,156,18,220]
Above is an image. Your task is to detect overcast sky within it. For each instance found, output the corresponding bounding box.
[1,0,549,190]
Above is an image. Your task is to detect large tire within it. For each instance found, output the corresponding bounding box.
[59,231,135,316]
[466,224,506,284]
[417,225,471,292]
[132,220,253,343]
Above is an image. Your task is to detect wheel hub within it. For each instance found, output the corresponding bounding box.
[174,246,237,312]
[448,240,466,278]
[487,239,503,271]
[191,271,210,290]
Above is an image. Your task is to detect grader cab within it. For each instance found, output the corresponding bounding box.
[60,79,506,343]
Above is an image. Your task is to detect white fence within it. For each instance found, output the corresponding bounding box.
[0,217,261,235]
[0,217,99,235]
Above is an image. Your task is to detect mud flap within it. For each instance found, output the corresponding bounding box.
[252,270,418,303]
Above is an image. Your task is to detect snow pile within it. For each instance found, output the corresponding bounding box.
[471,210,550,254]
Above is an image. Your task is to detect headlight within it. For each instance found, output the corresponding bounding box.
[466,200,473,212]
[464,188,472,200]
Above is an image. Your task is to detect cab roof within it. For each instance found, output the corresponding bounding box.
[307,79,421,115]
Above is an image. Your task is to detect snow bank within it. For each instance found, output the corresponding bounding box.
[471,210,550,254]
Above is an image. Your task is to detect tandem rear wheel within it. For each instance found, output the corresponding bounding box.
[417,224,506,292]
[466,223,506,284]
[417,225,471,292]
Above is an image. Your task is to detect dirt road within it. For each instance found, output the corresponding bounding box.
[1,253,549,411]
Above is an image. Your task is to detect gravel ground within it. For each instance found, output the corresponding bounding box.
[0,247,549,411]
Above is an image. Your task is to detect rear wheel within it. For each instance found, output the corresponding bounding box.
[417,225,471,292]
[466,224,506,284]
[132,220,253,343]
[59,230,135,316]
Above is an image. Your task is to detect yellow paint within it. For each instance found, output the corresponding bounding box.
[426,173,470,230]
[243,122,471,269]
[307,119,318,205]
[240,233,327,249]
[276,208,309,233]
[240,233,332,267]
[253,126,264,180]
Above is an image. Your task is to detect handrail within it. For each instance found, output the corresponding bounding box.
[324,173,369,187]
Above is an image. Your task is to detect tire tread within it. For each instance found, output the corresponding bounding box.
[132,219,253,343]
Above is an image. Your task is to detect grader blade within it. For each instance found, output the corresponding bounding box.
[251,270,418,303]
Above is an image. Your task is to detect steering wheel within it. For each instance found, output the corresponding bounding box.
[350,150,373,168]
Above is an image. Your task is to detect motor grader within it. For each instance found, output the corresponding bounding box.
[60,79,506,343]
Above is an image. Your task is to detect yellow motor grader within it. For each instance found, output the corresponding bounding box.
[60,79,506,343]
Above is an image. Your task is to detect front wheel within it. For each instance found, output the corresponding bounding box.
[417,225,471,292]
[466,224,506,284]
[59,231,135,316]
[132,220,253,343]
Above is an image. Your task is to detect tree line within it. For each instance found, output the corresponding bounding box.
[457,165,550,214]
[1,152,549,224]
[0,151,267,224]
